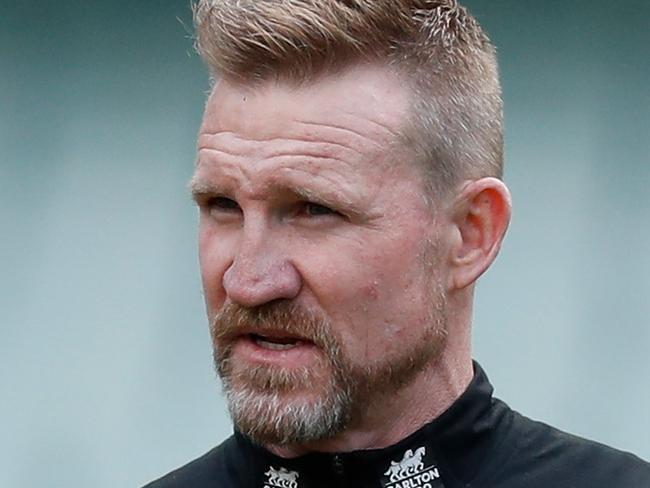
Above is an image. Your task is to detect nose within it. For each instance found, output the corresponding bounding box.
[222,232,302,308]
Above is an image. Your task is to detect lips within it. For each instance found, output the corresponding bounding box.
[250,333,306,351]
[211,302,334,370]
[224,331,321,368]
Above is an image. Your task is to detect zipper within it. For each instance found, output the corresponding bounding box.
[332,454,345,485]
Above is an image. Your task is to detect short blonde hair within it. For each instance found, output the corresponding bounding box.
[194,0,503,194]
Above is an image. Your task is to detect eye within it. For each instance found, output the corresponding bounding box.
[200,196,242,220]
[304,202,339,217]
[209,196,240,211]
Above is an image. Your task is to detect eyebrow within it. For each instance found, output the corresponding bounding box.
[188,175,366,221]
[188,177,224,202]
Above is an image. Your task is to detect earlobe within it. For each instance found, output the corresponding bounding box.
[449,178,512,290]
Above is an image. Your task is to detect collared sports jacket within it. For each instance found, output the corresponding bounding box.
[144,364,650,487]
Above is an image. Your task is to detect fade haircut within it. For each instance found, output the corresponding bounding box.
[194,0,503,195]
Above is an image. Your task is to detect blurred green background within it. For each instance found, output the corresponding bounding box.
[1,1,648,486]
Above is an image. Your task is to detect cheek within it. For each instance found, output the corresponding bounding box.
[359,282,380,300]
[360,236,431,307]
[198,227,232,312]
[300,234,433,357]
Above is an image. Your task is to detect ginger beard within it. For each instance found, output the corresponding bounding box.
[211,291,448,446]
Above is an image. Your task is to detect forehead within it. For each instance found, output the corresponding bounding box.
[199,64,411,150]
[193,65,429,211]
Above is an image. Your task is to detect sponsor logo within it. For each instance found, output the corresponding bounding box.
[382,447,442,488]
[263,466,300,488]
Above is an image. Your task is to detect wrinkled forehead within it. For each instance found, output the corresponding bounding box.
[199,63,412,147]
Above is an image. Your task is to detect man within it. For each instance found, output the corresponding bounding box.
[146,0,650,486]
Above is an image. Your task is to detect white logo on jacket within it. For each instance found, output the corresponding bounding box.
[383,447,441,488]
[264,466,299,488]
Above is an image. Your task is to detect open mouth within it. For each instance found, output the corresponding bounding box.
[250,333,307,351]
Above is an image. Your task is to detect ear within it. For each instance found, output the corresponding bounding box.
[448,177,512,290]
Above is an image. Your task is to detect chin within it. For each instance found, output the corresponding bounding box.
[223,382,351,445]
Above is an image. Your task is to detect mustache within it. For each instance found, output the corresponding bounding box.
[210,301,338,352]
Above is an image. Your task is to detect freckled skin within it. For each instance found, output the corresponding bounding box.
[193,64,474,454]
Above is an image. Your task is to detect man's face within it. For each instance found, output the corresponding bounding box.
[193,65,450,445]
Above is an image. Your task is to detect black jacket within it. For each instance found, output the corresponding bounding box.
[144,364,650,487]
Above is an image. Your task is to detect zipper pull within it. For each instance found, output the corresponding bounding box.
[332,454,344,477]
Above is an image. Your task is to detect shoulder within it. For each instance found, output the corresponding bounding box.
[487,406,650,487]
[142,436,238,488]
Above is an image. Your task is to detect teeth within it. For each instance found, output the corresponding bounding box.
[255,339,298,351]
